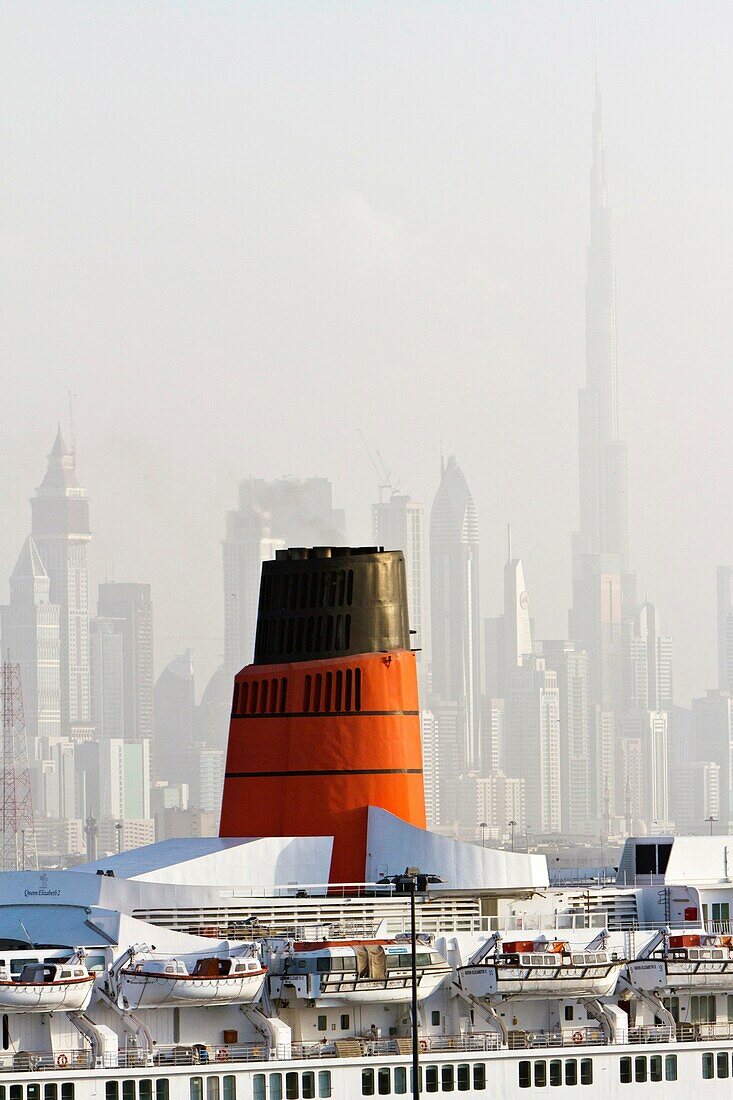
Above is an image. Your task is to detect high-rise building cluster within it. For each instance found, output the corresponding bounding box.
[3,76,732,865]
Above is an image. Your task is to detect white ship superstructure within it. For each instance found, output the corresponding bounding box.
[2,831,733,1097]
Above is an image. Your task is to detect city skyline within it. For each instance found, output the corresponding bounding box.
[3,4,733,708]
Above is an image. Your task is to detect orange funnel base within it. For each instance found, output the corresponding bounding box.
[219,649,425,883]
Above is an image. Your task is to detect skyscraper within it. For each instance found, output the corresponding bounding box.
[624,601,673,712]
[89,618,124,740]
[569,73,635,717]
[0,536,61,741]
[485,540,534,699]
[504,656,561,835]
[717,566,733,693]
[542,640,591,834]
[372,492,428,663]
[222,477,345,676]
[154,650,196,781]
[30,429,92,737]
[429,455,481,769]
[97,583,154,744]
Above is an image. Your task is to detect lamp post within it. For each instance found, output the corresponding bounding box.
[479,822,487,848]
[115,821,123,854]
[508,820,517,852]
[378,868,444,1098]
[708,816,717,836]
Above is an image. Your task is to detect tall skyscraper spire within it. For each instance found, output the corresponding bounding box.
[576,67,628,567]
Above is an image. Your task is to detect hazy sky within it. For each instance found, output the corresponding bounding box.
[3,1,733,704]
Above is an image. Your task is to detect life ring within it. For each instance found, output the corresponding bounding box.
[216,1048,230,1063]
[57,1054,69,1068]
[572,1031,584,1045]
[419,1039,429,1053]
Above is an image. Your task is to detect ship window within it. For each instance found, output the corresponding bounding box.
[302,1072,315,1099]
[190,1080,203,1100]
[61,1089,73,1100]
[665,1056,677,1082]
[393,1068,407,1095]
[28,1087,40,1100]
[619,1058,632,1084]
[580,1060,593,1086]
[317,1071,331,1098]
[634,1058,647,1084]
[46,1088,58,1100]
[1,1014,7,1049]
[717,1052,729,1079]
[340,1014,350,1030]
[472,1065,486,1091]
[173,1007,181,1043]
[304,676,312,712]
[456,1065,469,1092]
[317,1015,327,1031]
[316,957,331,972]
[253,1077,265,1100]
[431,1011,441,1026]
[441,1065,454,1092]
[416,953,431,967]
[521,955,531,965]
[361,1069,375,1096]
[139,1083,152,1100]
[377,1068,390,1095]
[518,1061,531,1089]
[549,1060,562,1087]
[650,1056,663,1082]
[425,1066,438,1093]
[123,1084,135,1100]
[286,1073,299,1100]
[564,1006,573,1021]
[565,1060,577,1086]
[157,1084,170,1100]
[270,1074,283,1100]
[702,1053,714,1079]
[534,1061,547,1088]
[10,1090,21,1100]
[692,995,716,1023]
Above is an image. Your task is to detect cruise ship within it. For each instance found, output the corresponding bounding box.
[2,547,733,1098]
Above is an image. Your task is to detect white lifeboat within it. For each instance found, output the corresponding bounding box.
[458,938,625,1000]
[268,939,452,1007]
[0,958,94,1013]
[629,934,733,992]
[119,954,267,1009]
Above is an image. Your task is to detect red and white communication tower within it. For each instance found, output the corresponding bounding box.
[1,661,39,871]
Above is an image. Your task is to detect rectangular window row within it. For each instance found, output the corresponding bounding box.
[519,1058,593,1088]
[620,1055,677,1083]
[362,1064,486,1095]
[1,1089,74,1100]
[253,1071,331,1100]
[234,677,288,716]
[702,1051,732,1080]
[263,569,354,614]
[304,668,361,714]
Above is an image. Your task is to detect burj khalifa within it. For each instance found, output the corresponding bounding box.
[570,73,635,717]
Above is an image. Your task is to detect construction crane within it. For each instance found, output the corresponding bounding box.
[1,661,39,871]
[357,430,401,503]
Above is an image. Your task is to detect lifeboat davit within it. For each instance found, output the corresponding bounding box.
[0,959,94,1013]
[268,939,452,1006]
[458,939,625,1000]
[119,955,267,1009]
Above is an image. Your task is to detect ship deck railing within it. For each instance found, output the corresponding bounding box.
[12,1024,733,1072]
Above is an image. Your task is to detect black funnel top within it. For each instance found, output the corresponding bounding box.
[253,546,410,664]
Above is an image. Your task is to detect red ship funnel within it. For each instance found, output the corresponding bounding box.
[219,547,426,883]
